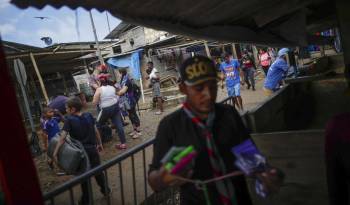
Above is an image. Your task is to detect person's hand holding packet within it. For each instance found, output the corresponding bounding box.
[232,139,284,197]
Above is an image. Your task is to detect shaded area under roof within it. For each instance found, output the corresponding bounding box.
[5,48,97,74]
[2,40,41,54]
[11,0,337,47]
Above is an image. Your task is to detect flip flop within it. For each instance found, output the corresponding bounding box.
[115,144,127,150]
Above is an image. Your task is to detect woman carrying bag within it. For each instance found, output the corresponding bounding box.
[93,75,127,149]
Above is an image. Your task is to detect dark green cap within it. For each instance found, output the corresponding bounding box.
[179,56,218,86]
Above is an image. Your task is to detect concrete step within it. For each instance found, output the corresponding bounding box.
[144,86,180,97]
[138,94,185,110]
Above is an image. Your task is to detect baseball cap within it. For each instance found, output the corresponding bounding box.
[98,73,110,82]
[179,56,218,86]
[278,48,289,57]
[98,64,108,73]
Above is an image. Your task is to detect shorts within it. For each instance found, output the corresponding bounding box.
[153,82,161,97]
[227,83,240,97]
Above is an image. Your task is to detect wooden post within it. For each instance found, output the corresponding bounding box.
[61,72,68,95]
[252,45,259,67]
[204,41,211,58]
[29,74,43,113]
[231,43,238,59]
[29,53,49,104]
[320,45,325,57]
[336,0,350,89]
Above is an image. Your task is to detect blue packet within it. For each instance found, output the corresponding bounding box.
[232,139,267,175]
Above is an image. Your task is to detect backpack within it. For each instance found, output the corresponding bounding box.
[131,82,141,103]
[99,124,113,143]
[47,134,87,175]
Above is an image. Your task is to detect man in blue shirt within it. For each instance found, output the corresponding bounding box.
[220,53,243,110]
[263,48,290,96]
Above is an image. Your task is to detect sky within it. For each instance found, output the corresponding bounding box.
[0,0,121,47]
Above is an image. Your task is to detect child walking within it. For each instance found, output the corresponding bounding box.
[40,107,63,169]
[53,97,110,205]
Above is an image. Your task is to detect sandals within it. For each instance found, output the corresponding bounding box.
[115,143,127,150]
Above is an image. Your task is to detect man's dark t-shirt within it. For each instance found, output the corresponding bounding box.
[62,113,97,147]
[149,103,253,205]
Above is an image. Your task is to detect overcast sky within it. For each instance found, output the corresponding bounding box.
[0,0,121,47]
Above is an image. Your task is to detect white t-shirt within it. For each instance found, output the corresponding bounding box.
[149,68,159,80]
[99,85,118,108]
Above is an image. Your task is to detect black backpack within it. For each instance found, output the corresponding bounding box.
[132,82,141,103]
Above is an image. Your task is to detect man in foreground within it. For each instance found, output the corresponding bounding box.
[148,56,282,204]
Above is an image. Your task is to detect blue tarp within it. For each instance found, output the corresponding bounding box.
[107,49,143,79]
[130,51,141,79]
[107,55,131,68]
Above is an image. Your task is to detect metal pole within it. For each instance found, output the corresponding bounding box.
[30,53,49,104]
[89,10,104,65]
[139,77,145,103]
[131,155,137,205]
[231,43,238,59]
[106,11,111,33]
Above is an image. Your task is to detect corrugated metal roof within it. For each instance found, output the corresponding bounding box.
[5,49,97,74]
[10,0,336,46]
[104,22,136,39]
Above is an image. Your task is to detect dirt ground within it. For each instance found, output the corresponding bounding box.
[34,73,268,204]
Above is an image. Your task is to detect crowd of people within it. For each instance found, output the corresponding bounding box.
[36,46,350,205]
[39,62,163,204]
[38,47,293,204]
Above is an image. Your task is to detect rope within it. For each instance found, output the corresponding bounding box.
[170,170,243,185]
[168,171,244,205]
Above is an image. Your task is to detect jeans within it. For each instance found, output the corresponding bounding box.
[243,67,255,88]
[80,147,109,204]
[128,106,140,128]
[97,103,126,144]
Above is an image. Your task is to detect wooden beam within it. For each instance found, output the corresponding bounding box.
[336,0,350,89]
[29,53,49,104]
[6,49,97,60]
[203,41,211,58]
[231,43,238,59]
